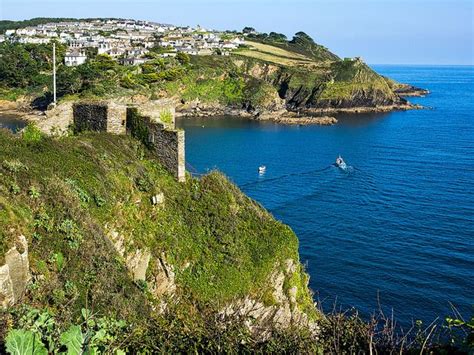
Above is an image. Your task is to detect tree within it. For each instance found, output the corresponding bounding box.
[242,27,256,34]
[291,31,315,45]
[176,52,191,65]
[268,32,287,42]
[0,43,42,87]
[56,66,82,97]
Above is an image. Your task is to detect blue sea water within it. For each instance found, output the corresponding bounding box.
[178,65,474,326]
[0,114,26,132]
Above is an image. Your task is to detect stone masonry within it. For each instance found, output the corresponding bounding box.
[34,100,185,182]
[0,235,31,308]
[127,107,185,182]
[73,102,126,135]
[146,120,185,182]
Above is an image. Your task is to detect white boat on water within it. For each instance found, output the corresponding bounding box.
[258,165,266,174]
[335,155,347,170]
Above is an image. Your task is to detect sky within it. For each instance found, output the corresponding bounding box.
[1,0,473,65]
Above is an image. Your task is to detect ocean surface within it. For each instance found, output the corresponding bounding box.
[177,65,474,327]
[0,66,471,327]
[0,113,26,132]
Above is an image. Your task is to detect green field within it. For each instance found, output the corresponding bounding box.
[235,40,316,67]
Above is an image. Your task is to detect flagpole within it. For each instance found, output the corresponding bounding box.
[53,42,57,105]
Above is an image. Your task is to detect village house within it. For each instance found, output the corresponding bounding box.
[3,19,246,67]
[64,50,88,66]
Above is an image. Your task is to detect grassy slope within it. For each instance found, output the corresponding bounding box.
[183,41,398,108]
[235,40,314,67]
[0,130,314,328]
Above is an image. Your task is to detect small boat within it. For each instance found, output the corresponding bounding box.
[335,155,347,170]
[258,165,266,174]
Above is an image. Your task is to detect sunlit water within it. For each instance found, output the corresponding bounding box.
[0,114,26,132]
[178,65,474,326]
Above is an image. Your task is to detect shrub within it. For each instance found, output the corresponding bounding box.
[159,110,173,125]
[28,186,41,199]
[22,124,43,143]
[2,160,28,173]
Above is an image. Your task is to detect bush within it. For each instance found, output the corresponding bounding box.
[22,124,43,143]
[176,52,190,65]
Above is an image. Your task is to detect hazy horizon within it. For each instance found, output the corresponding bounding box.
[1,0,473,65]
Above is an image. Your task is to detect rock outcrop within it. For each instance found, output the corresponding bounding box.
[106,227,176,294]
[0,235,31,308]
[220,259,318,338]
[150,254,176,298]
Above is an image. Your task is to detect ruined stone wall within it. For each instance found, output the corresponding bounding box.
[150,125,185,182]
[128,98,176,129]
[73,102,126,134]
[106,103,127,135]
[73,103,108,133]
[127,108,185,182]
[41,101,183,181]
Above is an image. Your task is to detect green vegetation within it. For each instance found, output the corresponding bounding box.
[0,30,405,112]
[0,130,313,350]
[159,109,173,125]
[248,31,339,62]
[235,40,314,67]
[0,129,470,353]
[21,124,44,143]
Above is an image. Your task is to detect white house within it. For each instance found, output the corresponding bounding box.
[97,42,111,54]
[64,50,87,66]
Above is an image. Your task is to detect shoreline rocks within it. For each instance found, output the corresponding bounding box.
[2,97,425,131]
[272,114,337,126]
[394,85,430,97]
[175,100,424,125]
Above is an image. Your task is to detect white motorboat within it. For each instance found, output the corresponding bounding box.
[335,155,347,170]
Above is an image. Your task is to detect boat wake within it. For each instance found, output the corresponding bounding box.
[240,166,333,188]
[333,163,355,173]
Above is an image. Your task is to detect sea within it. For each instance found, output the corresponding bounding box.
[0,65,472,327]
[176,65,474,327]
[0,113,26,132]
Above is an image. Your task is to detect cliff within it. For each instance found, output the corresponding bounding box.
[0,130,318,352]
[173,40,425,119]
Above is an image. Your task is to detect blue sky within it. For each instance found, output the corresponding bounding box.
[1,0,472,65]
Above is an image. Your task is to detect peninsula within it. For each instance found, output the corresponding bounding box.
[0,18,428,127]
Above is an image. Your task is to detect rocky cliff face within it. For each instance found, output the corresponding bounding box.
[221,259,318,338]
[0,132,318,339]
[238,59,408,112]
[0,236,30,308]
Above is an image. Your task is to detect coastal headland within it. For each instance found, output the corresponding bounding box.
[0,21,428,129]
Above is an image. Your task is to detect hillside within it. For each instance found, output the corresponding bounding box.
[0,129,319,352]
[175,32,423,117]
[0,128,470,353]
[0,31,426,123]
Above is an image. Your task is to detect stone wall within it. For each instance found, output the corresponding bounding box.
[106,103,127,135]
[131,99,176,129]
[73,103,108,133]
[73,102,126,134]
[127,108,185,182]
[150,125,185,183]
[35,100,184,182]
